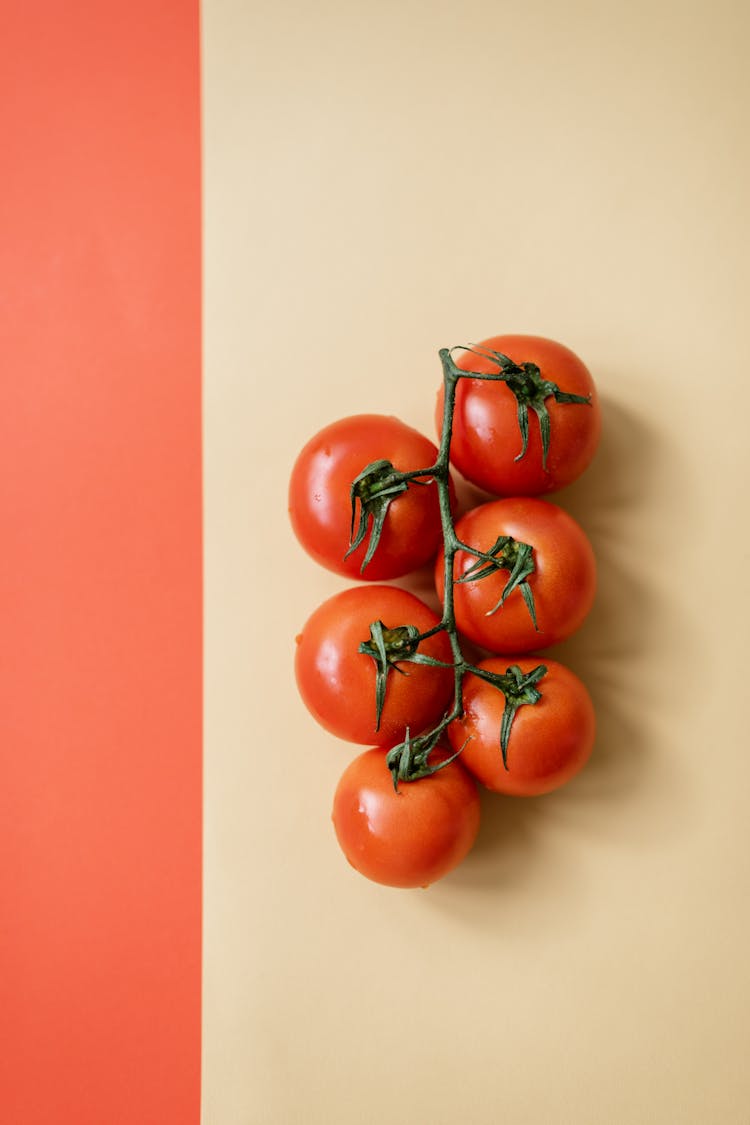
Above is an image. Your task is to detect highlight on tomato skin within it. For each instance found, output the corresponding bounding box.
[435,496,597,655]
[436,334,601,497]
[294,585,454,747]
[331,747,481,888]
[447,657,595,797]
[288,413,450,581]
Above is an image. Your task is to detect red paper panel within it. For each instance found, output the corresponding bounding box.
[0,3,202,1122]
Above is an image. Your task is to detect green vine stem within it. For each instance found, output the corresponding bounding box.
[349,346,589,789]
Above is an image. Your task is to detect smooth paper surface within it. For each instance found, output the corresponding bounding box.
[202,2,750,1122]
[1,4,202,1122]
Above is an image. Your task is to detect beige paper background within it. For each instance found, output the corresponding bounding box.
[203,2,750,1121]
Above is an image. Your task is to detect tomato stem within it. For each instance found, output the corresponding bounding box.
[352,347,559,789]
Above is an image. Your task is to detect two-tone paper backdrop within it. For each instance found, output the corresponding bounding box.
[2,1,748,1122]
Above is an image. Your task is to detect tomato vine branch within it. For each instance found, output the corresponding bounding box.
[349,345,588,789]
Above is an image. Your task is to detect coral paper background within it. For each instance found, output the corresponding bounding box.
[0,3,202,1122]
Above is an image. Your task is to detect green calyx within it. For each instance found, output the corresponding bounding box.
[456,534,538,628]
[346,459,428,574]
[385,727,465,790]
[358,620,453,732]
[459,346,591,469]
[471,663,547,767]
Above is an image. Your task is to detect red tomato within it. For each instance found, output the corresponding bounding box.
[289,414,447,580]
[435,497,596,653]
[332,746,481,887]
[448,657,595,796]
[295,585,454,746]
[436,334,601,495]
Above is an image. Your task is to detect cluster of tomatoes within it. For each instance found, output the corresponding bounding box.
[289,335,601,889]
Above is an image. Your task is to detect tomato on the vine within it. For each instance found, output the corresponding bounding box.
[435,497,596,654]
[332,746,481,887]
[436,334,601,495]
[447,657,595,796]
[289,414,449,580]
[295,585,454,746]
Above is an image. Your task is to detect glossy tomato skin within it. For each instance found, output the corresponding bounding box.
[448,657,595,796]
[289,414,446,580]
[437,335,601,495]
[332,747,481,887]
[295,586,454,746]
[435,497,596,654]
